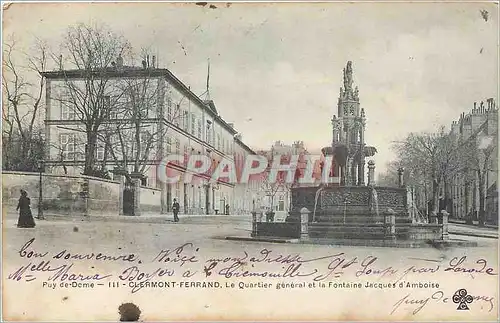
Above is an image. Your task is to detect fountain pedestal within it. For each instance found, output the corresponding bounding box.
[286,185,445,243]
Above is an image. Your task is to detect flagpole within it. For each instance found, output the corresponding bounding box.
[206,58,210,100]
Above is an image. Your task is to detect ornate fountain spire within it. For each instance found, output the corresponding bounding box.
[343,60,354,91]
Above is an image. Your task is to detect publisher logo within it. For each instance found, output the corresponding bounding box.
[453,289,473,310]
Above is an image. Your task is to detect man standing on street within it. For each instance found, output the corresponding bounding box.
[172,198,180,222]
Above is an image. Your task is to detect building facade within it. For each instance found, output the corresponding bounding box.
[449,98,498,224]
[257,140,310,216]
[41,56,258,215]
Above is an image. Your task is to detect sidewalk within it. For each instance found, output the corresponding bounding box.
[448,223,498,239]
[2,211,252,226]
[449,218,498,229]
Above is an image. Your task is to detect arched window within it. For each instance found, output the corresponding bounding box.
[278,195,285,211]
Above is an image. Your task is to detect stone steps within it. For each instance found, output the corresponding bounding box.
[314,215,412,225]
[309,224,384,239]
[309,223,414,240]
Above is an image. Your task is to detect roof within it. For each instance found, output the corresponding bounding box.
[40,66,238,135]
[235,137,256,155]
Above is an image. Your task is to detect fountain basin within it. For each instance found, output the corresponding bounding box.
[283,185,446,242]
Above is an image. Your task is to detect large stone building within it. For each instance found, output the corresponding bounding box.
[41,55,259,215]
[449,98,498,224]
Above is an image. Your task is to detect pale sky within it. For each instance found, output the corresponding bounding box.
[3,1,499,174]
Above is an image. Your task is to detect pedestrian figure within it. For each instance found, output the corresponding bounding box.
[225,204,230,215]
[16,189,36,228]
[172,198,180,222]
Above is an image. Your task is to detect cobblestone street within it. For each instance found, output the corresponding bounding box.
[2,215,498,321]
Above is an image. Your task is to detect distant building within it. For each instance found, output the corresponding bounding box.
[41,56,259,215]
[257,140,310,216]
[449,98,498,224]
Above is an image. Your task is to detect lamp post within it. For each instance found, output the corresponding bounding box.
[212,181,220,214]
[37,159,45,220]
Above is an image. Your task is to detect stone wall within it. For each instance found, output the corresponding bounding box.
[256,222,300,238]
[2,171,120,217]
[139,186,162,213]
[404,224,443,241]
[87,177,120,215]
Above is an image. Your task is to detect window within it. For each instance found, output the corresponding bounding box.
[173,105,180,126]
[191,114,196,135]
[197,120,202,139]
[166,96,173,121]
[206,123,212,145]
[183,110,189,131]
[61,105,76,120]
[96,146,105,161]
[140,131,151,157]
[166,136,172,153]
[217,134,221,150]
[60,89,76,120]
[109,108,118,119]
[59,133,76,160]
[175,182,180,200]
[183,145,189,165]
[175,138,181,154]
[101,95,111,112]
[278,195,285,211]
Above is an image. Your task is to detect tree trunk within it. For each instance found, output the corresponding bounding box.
[444,177,449,211]
[478,171,486,226]
[465,180,473,224]
[84,130,98,175]
[432,178,439,214]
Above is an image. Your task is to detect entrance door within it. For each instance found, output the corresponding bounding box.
[166,184,172,212]
[205,185,210,215]
[123,179,135,216]
[183,183,188,214]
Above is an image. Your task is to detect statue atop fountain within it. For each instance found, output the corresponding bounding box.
[322,61,377,186]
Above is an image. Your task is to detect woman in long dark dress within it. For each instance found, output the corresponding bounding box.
[16,189,36,228]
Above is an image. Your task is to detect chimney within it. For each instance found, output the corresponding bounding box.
[59,55,63,70]
[152,56,156,68]
[228,123,234,128]
[147,55,150,68]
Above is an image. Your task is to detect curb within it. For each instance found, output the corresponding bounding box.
[225,236,299,244]
[449,220,498,229]
[224,236,479,248]
[448,231,498,239]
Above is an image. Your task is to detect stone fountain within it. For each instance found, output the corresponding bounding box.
[240,62,476,247]
[279,62,472,247]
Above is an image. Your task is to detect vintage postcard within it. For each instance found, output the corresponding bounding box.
[1,1,499,321]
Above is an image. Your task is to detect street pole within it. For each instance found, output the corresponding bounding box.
[37,159,45,220]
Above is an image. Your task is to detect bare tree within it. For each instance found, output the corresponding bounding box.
[51,22,132,176]
[2,36,47,170]
[393,127,460,215]
[104,69,181,179]
[460,129,498,226]
[258,151,290,216]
